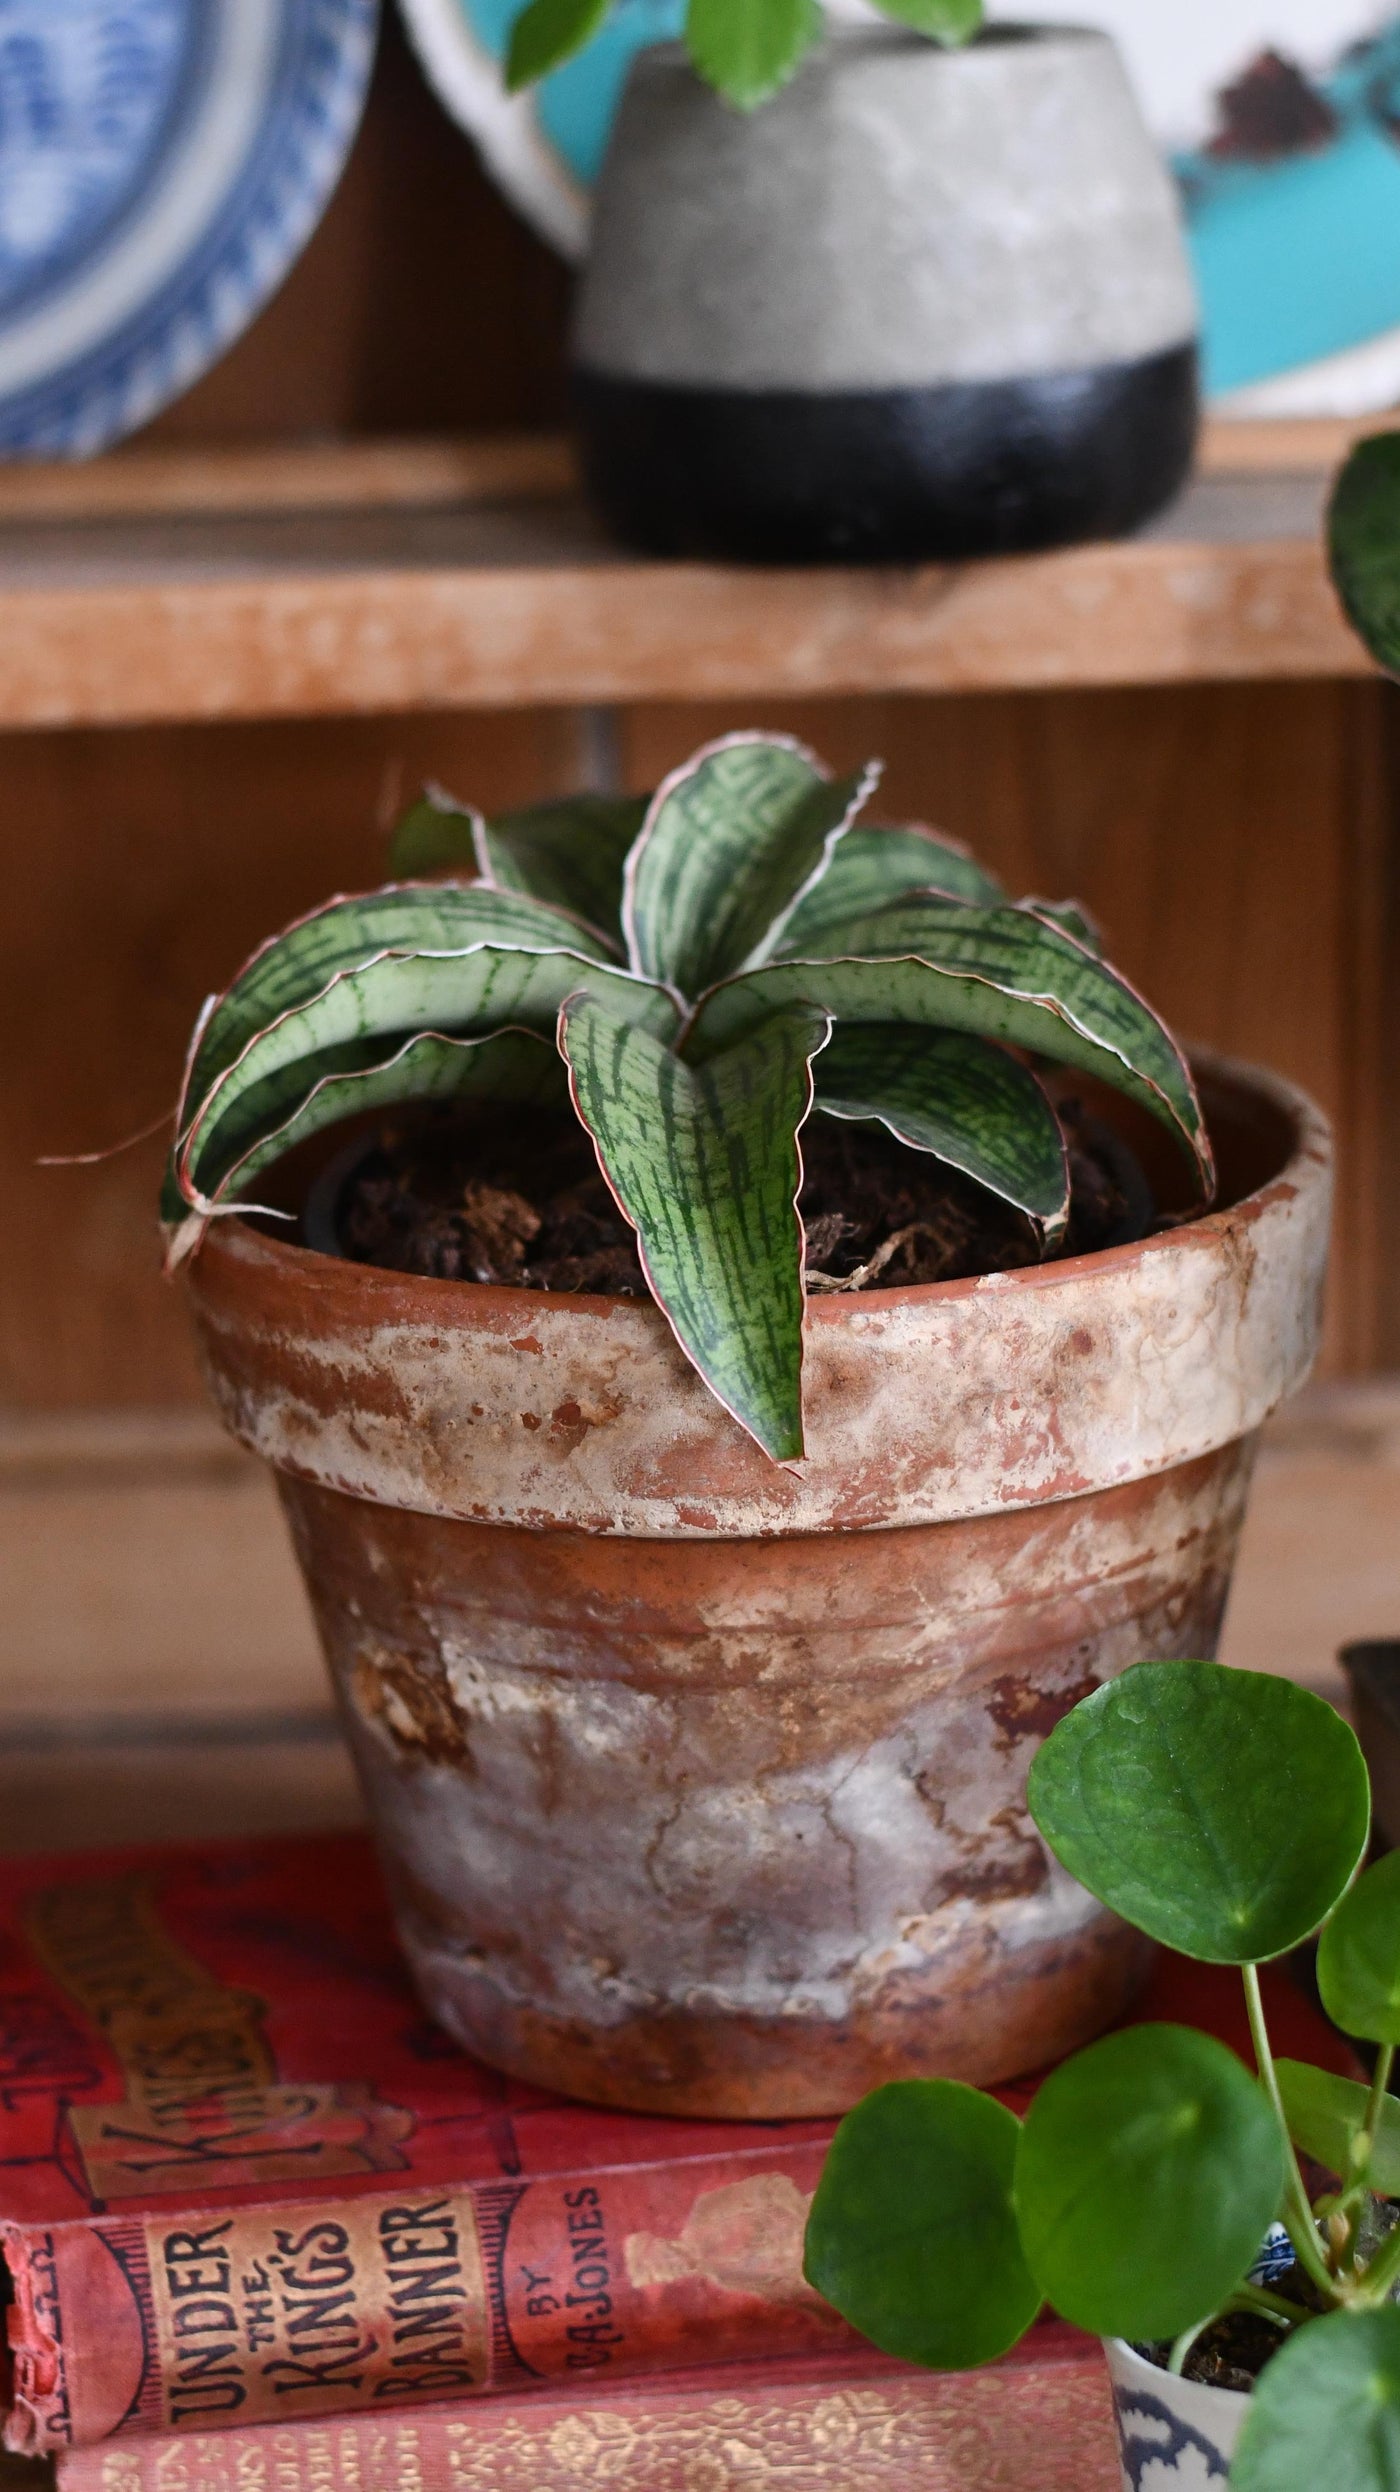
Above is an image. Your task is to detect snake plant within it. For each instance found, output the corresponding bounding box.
[164,730,1212,1462]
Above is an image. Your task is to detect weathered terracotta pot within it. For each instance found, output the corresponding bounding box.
[185,1053,1330,2119]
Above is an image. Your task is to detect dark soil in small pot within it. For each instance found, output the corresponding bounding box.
[572,24,1199,562]
[1137,2205,1400,2392]
[184,1054,1330,2119]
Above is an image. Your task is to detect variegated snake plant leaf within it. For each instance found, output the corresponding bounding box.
[165,731,1211,1462]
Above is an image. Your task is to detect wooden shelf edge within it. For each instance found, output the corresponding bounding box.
[0,419,1380,726]
[0,433,576,523]
[0,537,1370,730]
[0,413,1384,524]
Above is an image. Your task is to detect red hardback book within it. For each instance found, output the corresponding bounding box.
[0,1828,1351,2458]
[55,2333,1122,2492]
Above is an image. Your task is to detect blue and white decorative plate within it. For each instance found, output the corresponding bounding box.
[0,0,378,457]
[400,0,1400,415]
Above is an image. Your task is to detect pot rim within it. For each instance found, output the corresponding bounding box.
[1106,2333,1253,2414]
[201,1044,1328,1330]
[630,19,1119,73]
[183,1046,1333,1540]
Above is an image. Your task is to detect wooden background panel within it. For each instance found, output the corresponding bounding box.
[621,683,1395,1374]
[0,707,586,1407]
[141,17,571,444]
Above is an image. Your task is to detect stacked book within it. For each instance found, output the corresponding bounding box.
[0,1829,1348,2491]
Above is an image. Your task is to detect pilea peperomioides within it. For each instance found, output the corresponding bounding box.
[503,0,981,114]
[804,1659,1400,2492]
[163,730,1213,1461]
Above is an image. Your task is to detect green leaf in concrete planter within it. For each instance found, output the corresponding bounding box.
[687,899,1212,1194]
[1276,2060,1400,2197]
[1328,433,1400,678]
[178,947,678,1211]
[684,0,822,109]
[1014,2023,1285,2341]
[1318,1852,1400,2044]
[506,0,610,88]
[558,995,830,1460]
[803,2080,1040,2369]
[624,732,879,995]
[814,1024,1069,1247]
[868,0,982,37]
[207,1030,567,1210]
[1232,2307,1400,2492]
[776,825,1004,959]
[1027,1661,1371,1964]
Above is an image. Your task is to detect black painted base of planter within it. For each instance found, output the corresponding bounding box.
[573,341,1199,564]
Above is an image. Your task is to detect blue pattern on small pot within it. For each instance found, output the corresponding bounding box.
[1104,2337,1248,2491]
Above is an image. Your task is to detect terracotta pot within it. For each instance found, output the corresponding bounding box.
[185,1053,1330,2118]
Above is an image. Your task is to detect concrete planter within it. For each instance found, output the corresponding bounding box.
[573,23,1199,562]
[185,1054,1329,2118]
[1106,2336,1248,2487]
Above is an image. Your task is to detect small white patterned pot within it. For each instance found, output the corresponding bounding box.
[1105,2338,1250,2488]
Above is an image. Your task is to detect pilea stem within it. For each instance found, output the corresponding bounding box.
[1361,2043,1396,2182]
[1355,2196,1400,2307]
[1167,2316,1213,2378]
[1165,2285,1299,2379]
[1242,1963,1338,2301]
[1231,2281,1304,2328]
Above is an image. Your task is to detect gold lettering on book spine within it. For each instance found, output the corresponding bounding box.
[23,1879,411,2198]
[145,2193,491,2430]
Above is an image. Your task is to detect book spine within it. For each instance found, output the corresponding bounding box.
[53,2338,1119,2492]
[4,2142,853,2455]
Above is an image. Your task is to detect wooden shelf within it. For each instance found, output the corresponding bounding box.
[0,418,1382,732]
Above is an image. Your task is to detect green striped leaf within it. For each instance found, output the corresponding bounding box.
[1328,431,1400,676]
[686,898,1212,1192]
[202,1030,566,1212]
[1026,898,1103,956]
[777,825,1003,959]
[183,884,614,1116]
[623,732,878,997]
[815,1025,1069,1246]
[387,786,483,879]
[178,948,677,1210]
[388,789,641,944]
[558,995,831,1460]
[163,882,618,1222]
[476,794,646,945]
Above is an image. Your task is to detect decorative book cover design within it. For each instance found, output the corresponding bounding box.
[0,1828,1351,2455]
[56,2337,1121,2492]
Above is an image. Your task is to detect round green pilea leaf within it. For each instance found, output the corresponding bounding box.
[1232,2307,1400,2492]
[803,2080,1041,2369]
[1014,2024,1284,2342]
[1026,1660,1370,1963]
[1318,1850,1400,2045]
